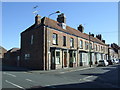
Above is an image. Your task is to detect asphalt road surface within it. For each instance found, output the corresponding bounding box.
[2,64,120,89]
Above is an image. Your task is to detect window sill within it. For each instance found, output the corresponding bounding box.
[53,44,58,45]
[63,45,66,46]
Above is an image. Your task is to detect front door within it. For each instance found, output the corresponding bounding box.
[51,50,55,69]
[80,52,83,66]
[64,52,67,67]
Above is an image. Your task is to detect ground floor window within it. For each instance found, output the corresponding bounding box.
[24,54,30,60]
[69,51,76,63]
[56,51,60,64]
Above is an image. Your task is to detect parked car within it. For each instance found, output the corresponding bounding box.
[111,59,116,64]
[107,60,113,65]
[114,59,119,64]
[98,60,109,66]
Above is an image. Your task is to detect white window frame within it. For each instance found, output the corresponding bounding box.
[70,38,74,47]
[53,33,57,45]
[31,35,34,45]
[25,54,30,60]
[56,51,60,64]
[79,40,83,49]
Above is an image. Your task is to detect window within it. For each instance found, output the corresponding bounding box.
[73,52,76,63]
[101,46,103,51]
[85,42,89,50]
[79,40,83,48]
[103,47,105,52]
[90,43,92,50]
[63,36,66,46]
[31,35,34,45]
[56,51,60,64]
[95,45,97,51]
[53,33,58,45]
[70,38,74,48]
[99,45,100,51]
[17,56,20,61]
[25,54,30,60]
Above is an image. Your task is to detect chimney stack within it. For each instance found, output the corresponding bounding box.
[96,34,102,40]
[35,14,41,25]
[102,40,105,43]
[57,13,66,24]
[90,33,94,37]
[78,24,84,33]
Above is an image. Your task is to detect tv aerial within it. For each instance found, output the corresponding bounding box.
[33,5,39,15]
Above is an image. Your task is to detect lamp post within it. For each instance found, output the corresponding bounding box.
[46,11,60,70]
[89,32,92,67]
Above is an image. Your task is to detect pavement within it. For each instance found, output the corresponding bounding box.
[27,64,98,74]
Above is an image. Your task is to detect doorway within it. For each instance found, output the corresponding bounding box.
[51,50,55,69]
[64,52,67,67]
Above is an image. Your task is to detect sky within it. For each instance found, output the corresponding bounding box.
[2,2,118,50]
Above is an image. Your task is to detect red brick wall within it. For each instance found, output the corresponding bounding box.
[20,25,44,70]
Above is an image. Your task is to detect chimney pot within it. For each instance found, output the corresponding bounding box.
[78,24,84,33]
[35,14,41,25]
[57,13,66,24]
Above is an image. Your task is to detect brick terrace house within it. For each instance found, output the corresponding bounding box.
[20,13,108,70]
[0,46,7,59]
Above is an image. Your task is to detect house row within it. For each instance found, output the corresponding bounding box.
[20,13,109,70]
[2,13,120,70]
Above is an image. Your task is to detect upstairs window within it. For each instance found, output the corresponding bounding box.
[70,38,74,48]
[63,36,66,46]
[85,42,89,50]
[31,35,34,45]
[90,43,92,50]
[53,33,58,45]
[94,45,97,51]
[79,40,83,49]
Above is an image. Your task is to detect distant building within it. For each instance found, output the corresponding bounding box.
[108,43,120,60]
[4,48,20,66]
[20,14,109,70]
[0,46,7,59]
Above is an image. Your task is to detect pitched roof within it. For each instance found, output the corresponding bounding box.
[43,17,106,45]
[0,46,7,53]
[8,48,20,53]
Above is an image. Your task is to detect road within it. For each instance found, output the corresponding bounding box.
[2,64,120,89]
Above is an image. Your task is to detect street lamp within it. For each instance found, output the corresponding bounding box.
[89,32,92,67]
[46,11,60,70]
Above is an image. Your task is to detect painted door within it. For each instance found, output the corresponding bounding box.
[79,52,83,66]
[69,51,73,67]
[64,52,67,67]
[51,50,55,69]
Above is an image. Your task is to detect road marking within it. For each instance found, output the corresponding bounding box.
[83,76,93,79]
[5,80,25,89]
[3,72,16,77]
[79,76,93,82]
[26,79,33,82]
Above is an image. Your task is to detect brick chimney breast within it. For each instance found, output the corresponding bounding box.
[35,14,41,25]
[78,24,84,33]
